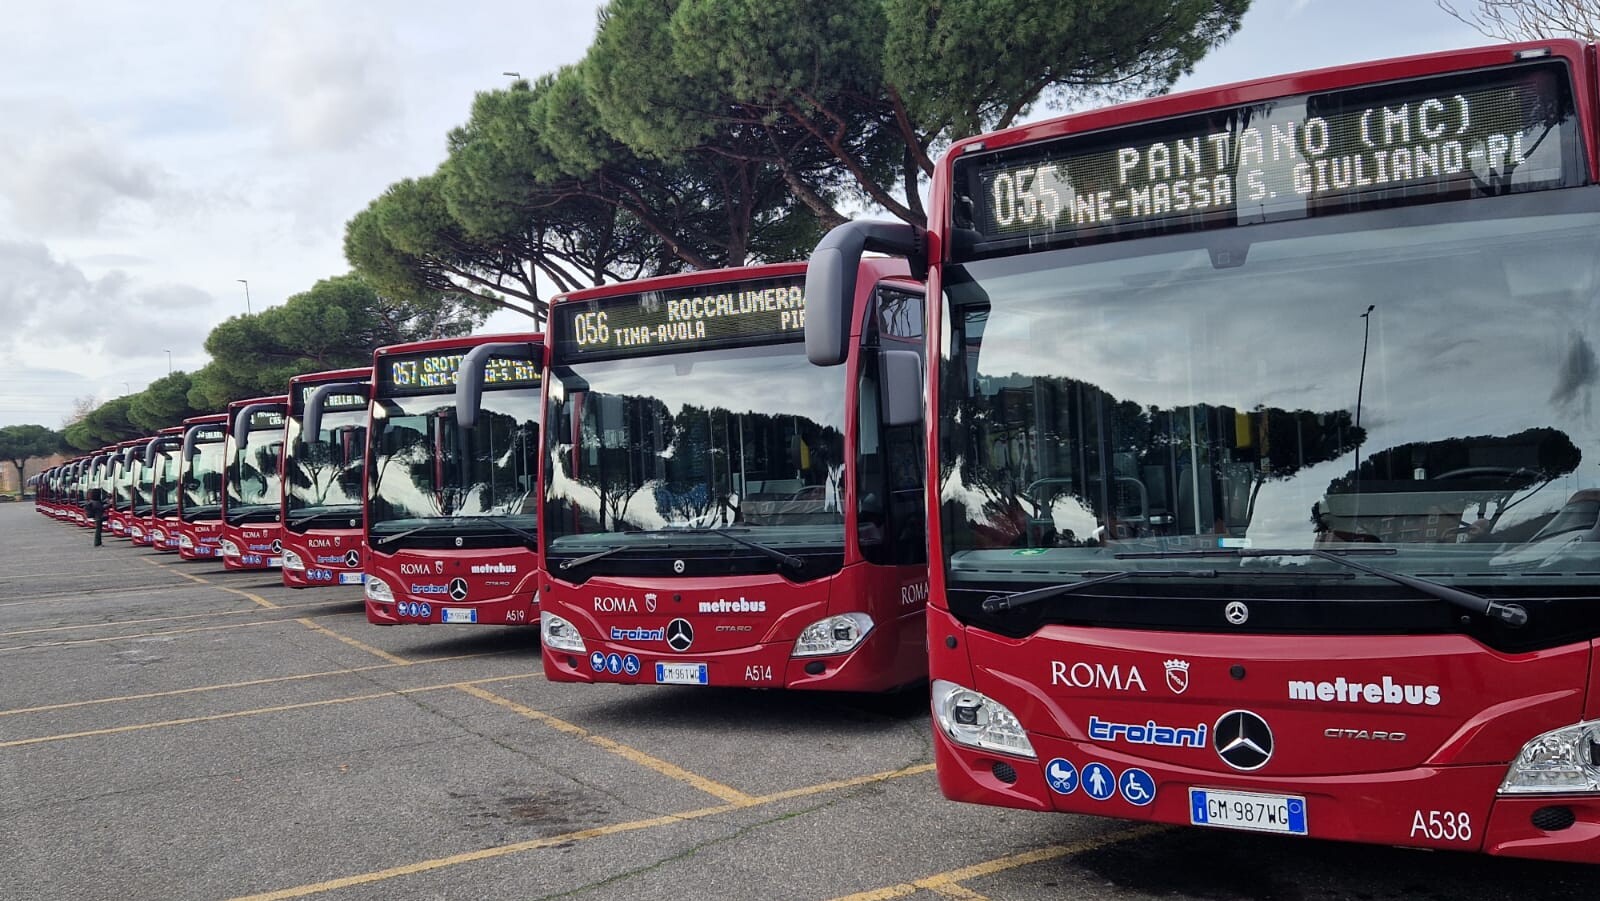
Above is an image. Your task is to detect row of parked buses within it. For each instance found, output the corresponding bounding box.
[29,40,1600,863]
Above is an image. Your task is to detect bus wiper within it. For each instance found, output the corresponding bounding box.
[670,528,805,571]
[373,522,452,546]
[459,516,537,546]
[288,507,361,528]
[1114,547,1529,626]
[983,569,1220,612]
[559,544,628,570]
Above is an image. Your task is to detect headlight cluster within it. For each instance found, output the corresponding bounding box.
[281,550,305,571]
[541,611,586,653]
[177,534,194,549]
[792,613,874,657]
[1501,720,1600,794]
[219,540,240,557]
[364,577,395,603]
[932,679,1036,759]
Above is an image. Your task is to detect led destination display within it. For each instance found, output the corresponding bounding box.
[960,61,1578,247]
[191,428,225,443]
[295,385,367,412]
[248,411,285,429]
[554,275,807,362]
[381,352,541,394]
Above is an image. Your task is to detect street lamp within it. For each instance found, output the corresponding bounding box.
[165,350,172,375]
[1356,304,1376,429]
[503,71,521,78]
[237,279,252,315]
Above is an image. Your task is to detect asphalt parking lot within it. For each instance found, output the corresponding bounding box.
[2,502,1596,900]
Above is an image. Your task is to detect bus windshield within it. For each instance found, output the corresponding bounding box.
[939,192,1600,598]
[543,342,847,554]
[367,387,539,537]
[182,441,226,517]
[285,407,366,520]
[226,425,284,517]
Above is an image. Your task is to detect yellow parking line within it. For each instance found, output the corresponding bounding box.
[0,619,291,653]
[0,652,504,718]
[0,674,536,749]
[821,824,1169,901]
[226,763,935,901]
[0,599,350,638]
[456,683,755,805]
[141,557,278,608]
[930,885,989,900]
[295,618,411,666]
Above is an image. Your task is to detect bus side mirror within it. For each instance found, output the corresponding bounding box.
[455,342,541,430]
[306,382,370,439]
[805,220,926,367]
[880,350,924,428]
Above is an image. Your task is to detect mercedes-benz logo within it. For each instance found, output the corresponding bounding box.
[271,538,283,553]
[1224,601,1249,625]
[673,559,686,574]
[1213,709,1273,770]
[454,537,464,548]
[344,549,361,568]
[665,618,694,652]
[448,578,469,602]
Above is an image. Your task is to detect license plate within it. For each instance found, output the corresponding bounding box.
[655,662,708,685]
[441,607,477,624]
[338,572,365,584]
[267,557,283,567]
[1189,788,1307,835]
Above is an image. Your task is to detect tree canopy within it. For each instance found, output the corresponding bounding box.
[0,424,64,492]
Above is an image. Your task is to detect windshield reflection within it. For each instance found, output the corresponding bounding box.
[182,442,225,513]
[543,343,847,547]
[940,196,1600,587]
[286,409,367,515]
[367,387,539,533]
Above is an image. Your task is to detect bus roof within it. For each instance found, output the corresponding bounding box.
[551,259,913,308]
[373,331,542,360]
[288,366,371,387]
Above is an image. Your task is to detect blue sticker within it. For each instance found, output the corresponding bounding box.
[1044,758,1078,795]
[606,653,624,675]
[622,654,640,676]
[419,603,432,618]
[1082,762,1116,801]
[1119,767,1156,806]
[589,651,607,673]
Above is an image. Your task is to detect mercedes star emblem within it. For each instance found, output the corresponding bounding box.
[1224,601,1249,625]
[448,578,469,602]
[1213,709,1274,770]
[665,618,694,652]
[344,549,361,568]
[673,559,686,574]
[271,538,283,553]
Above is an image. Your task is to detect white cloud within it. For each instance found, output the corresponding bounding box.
[244,7,404,154]
[0,114,166,236]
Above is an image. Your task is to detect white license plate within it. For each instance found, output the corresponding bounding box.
[267,557,283,567]
[441,607,478,624]
[1189,788,1307,835]
[338,572,365,584]
[655,662,708,685]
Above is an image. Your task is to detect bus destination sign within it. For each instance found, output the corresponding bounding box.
[249,410,285,429]
[295,384,367,412]
[554,275,807,361]
[192,427,225,443]
[383,352,541,394]
[961,62,1577,248]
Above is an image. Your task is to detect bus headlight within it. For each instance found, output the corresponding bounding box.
[932,679,1036,759]
[178,534,194,549]
[219,540,240,557]
[1500,720,1600,794]
[281,550,305,571]
[792,613,874,657]
[365,577,395,604]
[541,611,585,653]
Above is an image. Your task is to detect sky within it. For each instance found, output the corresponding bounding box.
[0,0,1488,429]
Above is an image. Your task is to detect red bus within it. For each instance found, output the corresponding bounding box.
[125,439,156,546]
[143,426,186,552]
[363,334,542,626]
[540,262,928,691]
[280,367,372,588]
[175,413,228,560]
[105,439,148,539]
[808,40,1600,861]
[219,395,288,571]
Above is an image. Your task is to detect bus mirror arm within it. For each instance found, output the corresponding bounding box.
[805,220,925,367]
[232,402,285,445]
[305,382,370,438]
[455,342,539,430]
[880,350,924,428]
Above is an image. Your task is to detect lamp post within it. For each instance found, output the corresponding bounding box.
[165,350,172,375]
[1356,304,1376,429]
[237,279,252,315]
[503,71,521,78]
